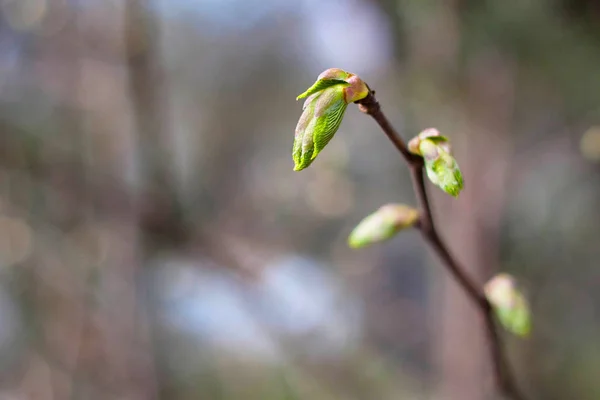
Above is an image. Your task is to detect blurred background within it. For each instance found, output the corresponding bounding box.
[0,0,599,399]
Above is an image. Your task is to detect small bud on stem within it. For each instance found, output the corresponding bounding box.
[485,274,532,337]
[348,204,419,248]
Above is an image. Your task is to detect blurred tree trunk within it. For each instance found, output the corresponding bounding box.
[399,2,514,399]
[124,0,184,398]
[64,2,163,398]
[0,1,163,398]
[433,53,515,400]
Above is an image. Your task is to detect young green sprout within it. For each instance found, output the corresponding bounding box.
[293,68,369,171]
[348,204,419,248]
[408,128,464,197]
[485,274,531,337]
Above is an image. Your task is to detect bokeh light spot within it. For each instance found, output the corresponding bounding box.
[580,126,600,162]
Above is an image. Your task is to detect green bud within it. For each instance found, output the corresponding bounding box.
[293,85,348,171]
[348,204,419,248]
[408,129,461,196]
[408,128,450,155]
[485,274,531,338]
[293,68,370,171]
[419,139,464,197]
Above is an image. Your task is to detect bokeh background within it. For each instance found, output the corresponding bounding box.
[0,0,599,399]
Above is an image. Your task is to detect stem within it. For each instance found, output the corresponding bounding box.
[356,91,526,400]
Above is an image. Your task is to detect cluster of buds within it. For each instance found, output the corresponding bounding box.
[408,128,464,197]
[348,204,419,248]
[292,69,531,341]
[293,68,370,171]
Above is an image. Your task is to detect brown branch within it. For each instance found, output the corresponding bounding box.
[356,91,527,400]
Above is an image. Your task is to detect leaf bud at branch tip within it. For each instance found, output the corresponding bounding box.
[293,68,369,171]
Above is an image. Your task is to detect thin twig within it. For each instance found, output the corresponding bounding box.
[356,91,526,400]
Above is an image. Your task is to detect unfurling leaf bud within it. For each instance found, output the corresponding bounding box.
[348,204,419,249]
[421,141,463,197]
[485,274,531,338]
[408,128,451,156]
[293,68,370,171]
[408,129,462,196]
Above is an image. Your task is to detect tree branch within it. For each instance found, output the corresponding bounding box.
[356,91,526,400]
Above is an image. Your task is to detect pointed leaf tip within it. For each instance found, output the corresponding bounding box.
[296,79,348,100]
